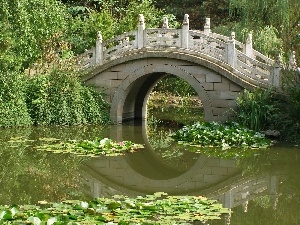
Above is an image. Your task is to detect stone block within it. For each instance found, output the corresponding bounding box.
[191,174,205,182]
[193,73,206,83]
[211,166,229,176]
[230,82,243,92]
[202,82,214,91]
[211,115,228,122]
[109,64,127,72]
[143,65,157,74]
[205,158,220,167]
[117,72,129,80]
[110,79,123,89]
[100,71,118,80]
[212,107,230,116]
[211,99,236,108]
[203,174,221,183]
[209,91,239,100]
[199,166,212,174]
[219,159,237,168]
[214,82,230,91]
[206,72,222,83]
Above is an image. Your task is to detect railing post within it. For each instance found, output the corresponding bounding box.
[203,18,211,35]
[272,54,281,87]
[226,32,236,67]
[181,14,189,49]
[137,14,145,49]
[245,33,253,58]
[162,16,169,28]
[95,31,103,64]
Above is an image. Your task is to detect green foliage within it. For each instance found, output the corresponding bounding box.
[0,0,69,70]
[115,0,166,34]
[153,75,197,96]
[228,0,300,61]
[0,71,32,127]
[235,88,278,132]
[27,71,109,126]
[67,10,116,54]
[0,192,230,224]
[171,121,270,149]
[32,137,144,156]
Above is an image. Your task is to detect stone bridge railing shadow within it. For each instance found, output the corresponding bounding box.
[79,14,286,89]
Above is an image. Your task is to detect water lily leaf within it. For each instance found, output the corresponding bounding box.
[28,216,41,225]
[47,217,57,225]
[0,210,12,220]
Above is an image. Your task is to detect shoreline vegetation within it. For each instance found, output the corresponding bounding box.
[0,0,299,224]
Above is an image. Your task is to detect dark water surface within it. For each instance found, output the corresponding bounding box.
[0,122,300,225]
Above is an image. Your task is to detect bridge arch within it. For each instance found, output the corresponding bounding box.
[84,52,245,123]
[81,13,282,123]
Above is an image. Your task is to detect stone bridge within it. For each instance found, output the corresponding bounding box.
[81,14,282,123]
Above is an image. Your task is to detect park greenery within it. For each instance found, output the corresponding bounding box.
[171,121,271,149]
[33,137,144,157]
[0,192,230,224]
[0,0,300,223]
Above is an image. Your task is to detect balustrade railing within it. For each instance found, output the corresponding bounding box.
[79,14,299,88]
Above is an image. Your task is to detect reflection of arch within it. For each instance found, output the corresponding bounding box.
[82,124,241,195]
[84,54,245,123]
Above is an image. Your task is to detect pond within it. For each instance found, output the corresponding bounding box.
[0,107,300,225]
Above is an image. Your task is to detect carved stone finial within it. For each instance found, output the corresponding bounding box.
[97,31,103,42]
[288,51,297,70]
[139,14,145,25]
[205,18,210,27]
[183,14,189,25]
[230,32,235,40]
[162,16,169,28]
[246,32,252,44]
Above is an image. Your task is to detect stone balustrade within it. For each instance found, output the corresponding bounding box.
[79,14,299,88]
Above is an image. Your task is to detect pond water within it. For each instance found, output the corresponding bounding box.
[0,107,300,225]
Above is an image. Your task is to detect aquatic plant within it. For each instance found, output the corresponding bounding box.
[0,192,230,224]
[235,88,278,132]
[171,121,270,149]
[34,137,144,156]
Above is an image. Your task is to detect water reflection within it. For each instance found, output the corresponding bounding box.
[0,124,300,224]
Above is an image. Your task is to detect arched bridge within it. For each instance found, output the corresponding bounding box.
[81,14,281,123]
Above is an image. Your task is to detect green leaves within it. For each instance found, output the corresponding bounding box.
[34,137,144,157]
[171,121,271,150]
[0,193,230,224]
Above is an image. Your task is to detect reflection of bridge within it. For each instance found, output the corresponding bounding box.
[81,14,283,123]
[80,124,278,214]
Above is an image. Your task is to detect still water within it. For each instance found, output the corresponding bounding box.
[0,119,300,224]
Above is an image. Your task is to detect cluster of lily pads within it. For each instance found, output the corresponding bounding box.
[33,137,144,156]
[171,121,271,149]
[0,192,230,224]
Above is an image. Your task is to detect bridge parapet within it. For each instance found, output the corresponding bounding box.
[80,14,284,88]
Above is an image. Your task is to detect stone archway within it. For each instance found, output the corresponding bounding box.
[84,54,245,123]
[110,63,213,123]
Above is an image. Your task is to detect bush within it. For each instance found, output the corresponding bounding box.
[0,71,32,127]
[235,88,278,132]
[26,67,110,126]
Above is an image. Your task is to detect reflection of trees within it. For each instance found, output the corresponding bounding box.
[146,123,197,172]
[0,126,109,205]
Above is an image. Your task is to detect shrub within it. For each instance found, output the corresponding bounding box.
[235,88,278,132]
[0,70,32,127]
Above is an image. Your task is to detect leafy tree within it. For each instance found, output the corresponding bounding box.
[0,0,69,70]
